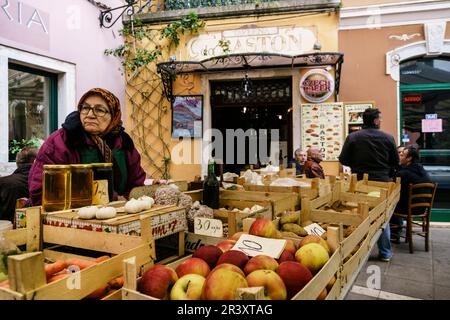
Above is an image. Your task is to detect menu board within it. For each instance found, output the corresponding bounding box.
[344,102,374,137]
[301,103,344,161]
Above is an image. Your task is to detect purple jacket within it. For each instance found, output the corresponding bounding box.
[28,127,146,205]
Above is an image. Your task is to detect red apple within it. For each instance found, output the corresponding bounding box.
[299,234,330,253]
[284,239,297,255]
[138,265,178,299]
[249,219,281,239]
[202,268,248,300]
[276,261,312,299]
[230,231,248,241]
[243,255,279,275]
[276,249,296,264]
[170,274,206,300]
[216,240,237,253]
[211,263,245,277]
[192,245,223,269]
[216,250,249,270]
[175,257,210,278]
[246,269,287,300]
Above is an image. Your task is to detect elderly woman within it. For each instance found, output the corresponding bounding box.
[28,88,146,205]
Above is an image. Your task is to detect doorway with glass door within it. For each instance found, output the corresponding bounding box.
[400,57,450,220]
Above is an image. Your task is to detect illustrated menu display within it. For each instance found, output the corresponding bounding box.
[344,102,373,137]
[301,103,344,161]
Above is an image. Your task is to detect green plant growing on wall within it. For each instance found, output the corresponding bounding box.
[104,13,206,179]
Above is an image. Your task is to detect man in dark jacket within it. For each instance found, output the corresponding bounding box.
[290,148,307,176]
[0,147,38,222]
[391,145,432,241]
[339,108,399,262]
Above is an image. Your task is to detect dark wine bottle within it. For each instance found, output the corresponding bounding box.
[203,159,219,209]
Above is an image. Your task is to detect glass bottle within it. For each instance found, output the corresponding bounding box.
[42,165,71,212]
[202,159,219,209]
[70,164,93,208]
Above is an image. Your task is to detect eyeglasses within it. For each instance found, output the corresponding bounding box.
[80,104,110,117]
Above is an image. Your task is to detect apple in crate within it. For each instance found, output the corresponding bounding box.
[295,243,330,274]
[244,255,279,275]
[211,263,245,277]
[216,239,236,253]
[277,249,296,264]
[175,257,210,278]
[230,231,248,241]
[299,234,330,254]
[246,269,287,300]
[284,239,297,255]
[138,265,178,299]
[249,218,282,239]
[216,250,249,270]
[170,274,206,300]
[276,261,313,299]
[192,245,223,269]
[202,268,248,300]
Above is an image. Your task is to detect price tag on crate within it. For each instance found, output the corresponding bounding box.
[304,223,326,237]
[232,234,286,259]
[194,217,224,238]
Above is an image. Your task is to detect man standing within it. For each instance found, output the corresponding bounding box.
[339,108,399,262]
[290,148,307,176]
[0,147,38,222]
[302,147,325,179]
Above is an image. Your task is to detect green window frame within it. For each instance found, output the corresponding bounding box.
[9,63,58,133]
[399,83,450,221]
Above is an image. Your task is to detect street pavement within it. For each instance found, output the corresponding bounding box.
[345,226,450,300]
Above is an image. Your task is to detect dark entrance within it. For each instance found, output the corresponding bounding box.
[211,77,292,174]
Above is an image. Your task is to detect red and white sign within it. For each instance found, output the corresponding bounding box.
[422,119,442,133]
[300,69,335,103]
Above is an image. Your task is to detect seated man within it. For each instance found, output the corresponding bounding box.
[391,145,431,242]
[0,147,38,222]
[302,147,325,179]
[289,148,307,176]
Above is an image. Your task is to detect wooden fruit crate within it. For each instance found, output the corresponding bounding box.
[1,207,154,300]
[121,228,343,301]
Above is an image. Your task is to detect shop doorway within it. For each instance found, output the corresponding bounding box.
[400,57,450,219]
[210,77,292,174]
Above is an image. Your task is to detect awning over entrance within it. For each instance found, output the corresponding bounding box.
[157,52,344,102]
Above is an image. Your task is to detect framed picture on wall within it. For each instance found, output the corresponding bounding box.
[172,95,203,138]
[344,101,375,137]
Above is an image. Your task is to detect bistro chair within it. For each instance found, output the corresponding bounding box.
[391,182,437,253]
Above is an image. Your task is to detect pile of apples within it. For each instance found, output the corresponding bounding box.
[137,218,335,300]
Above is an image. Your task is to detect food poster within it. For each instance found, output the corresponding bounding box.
[301,103,344,161]
[344,102,373,137]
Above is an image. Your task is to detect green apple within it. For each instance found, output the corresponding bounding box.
[170,274,206,300]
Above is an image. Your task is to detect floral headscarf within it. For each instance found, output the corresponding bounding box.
[77,88,123,136]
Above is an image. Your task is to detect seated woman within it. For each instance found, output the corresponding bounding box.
[28,88,146,205]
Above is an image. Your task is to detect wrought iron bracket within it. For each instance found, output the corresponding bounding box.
[157,62,177,103]
[99,0,137,28]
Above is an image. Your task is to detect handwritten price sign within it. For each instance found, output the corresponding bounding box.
[232,234,286,259]
[304,223,326,237]
[194,217,223,238]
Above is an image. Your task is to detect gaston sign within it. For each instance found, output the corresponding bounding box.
[188,26,317,60]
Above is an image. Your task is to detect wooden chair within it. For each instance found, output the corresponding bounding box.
[391,182,437,253]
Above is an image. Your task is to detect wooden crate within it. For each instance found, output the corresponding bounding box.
[121,232,342,301]
[1,207,154,300]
